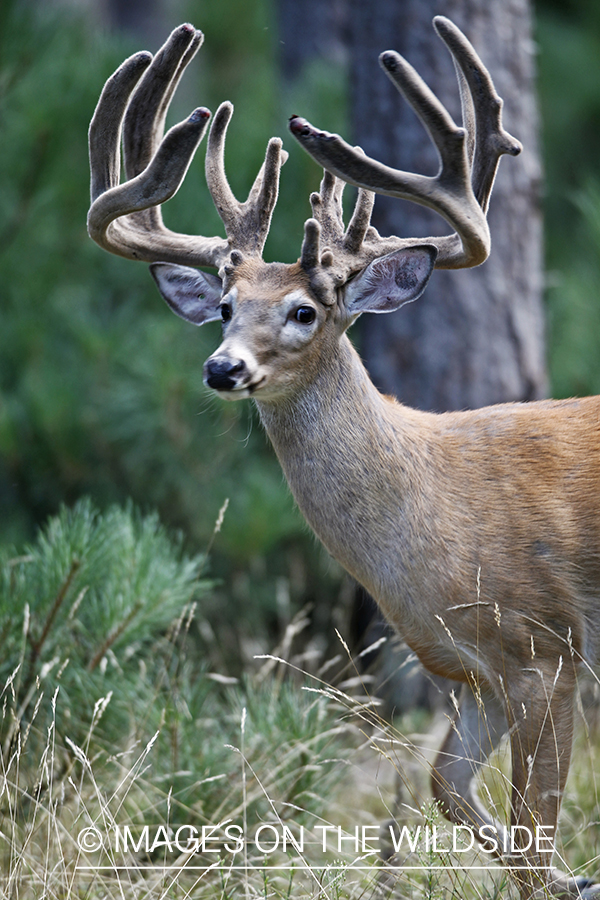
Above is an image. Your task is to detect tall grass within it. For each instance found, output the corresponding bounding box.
[1,508,596,900]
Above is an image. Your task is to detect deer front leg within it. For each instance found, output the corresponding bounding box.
[506,663,600,899]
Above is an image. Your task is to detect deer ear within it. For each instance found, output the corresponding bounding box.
[150,262,223,325]
[344,246,437,316]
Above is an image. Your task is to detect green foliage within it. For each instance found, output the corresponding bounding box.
[0,498,208,748]
[536,2,600,396]
[545,181,600,397]
[0,502,352,894]
[147,676,348,826]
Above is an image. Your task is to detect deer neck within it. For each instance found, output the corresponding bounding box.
[255,334,429,599]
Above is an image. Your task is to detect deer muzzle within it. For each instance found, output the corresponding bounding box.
[204,355,248,392]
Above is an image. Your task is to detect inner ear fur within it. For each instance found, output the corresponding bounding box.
[150,262,223,325]
[344,245,437,316]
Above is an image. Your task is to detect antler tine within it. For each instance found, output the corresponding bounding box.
[206,101,288,259]
[308,169,378,260]
[344,187,376,253]
[433,16,522,214]
[123,24,204,180]
[289,17,522,270]
[316,169,345,224]
[87,25,230,268]
[306,170,343,255]
[121,25,204,238]
[318,153,382,256]
[89,50,152,205]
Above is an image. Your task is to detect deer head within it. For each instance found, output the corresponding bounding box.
[87,19,521,406]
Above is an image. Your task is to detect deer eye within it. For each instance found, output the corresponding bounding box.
[220,302,232,323]
[294,306,316,325]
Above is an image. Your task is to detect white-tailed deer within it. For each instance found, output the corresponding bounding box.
[87,19,600,898]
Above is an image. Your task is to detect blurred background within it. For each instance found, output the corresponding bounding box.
[1,0,600,678]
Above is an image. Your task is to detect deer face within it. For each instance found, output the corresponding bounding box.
[150,246,436,403]
[151,258,328,402]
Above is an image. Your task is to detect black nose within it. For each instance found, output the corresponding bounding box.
[204,356,246,391]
